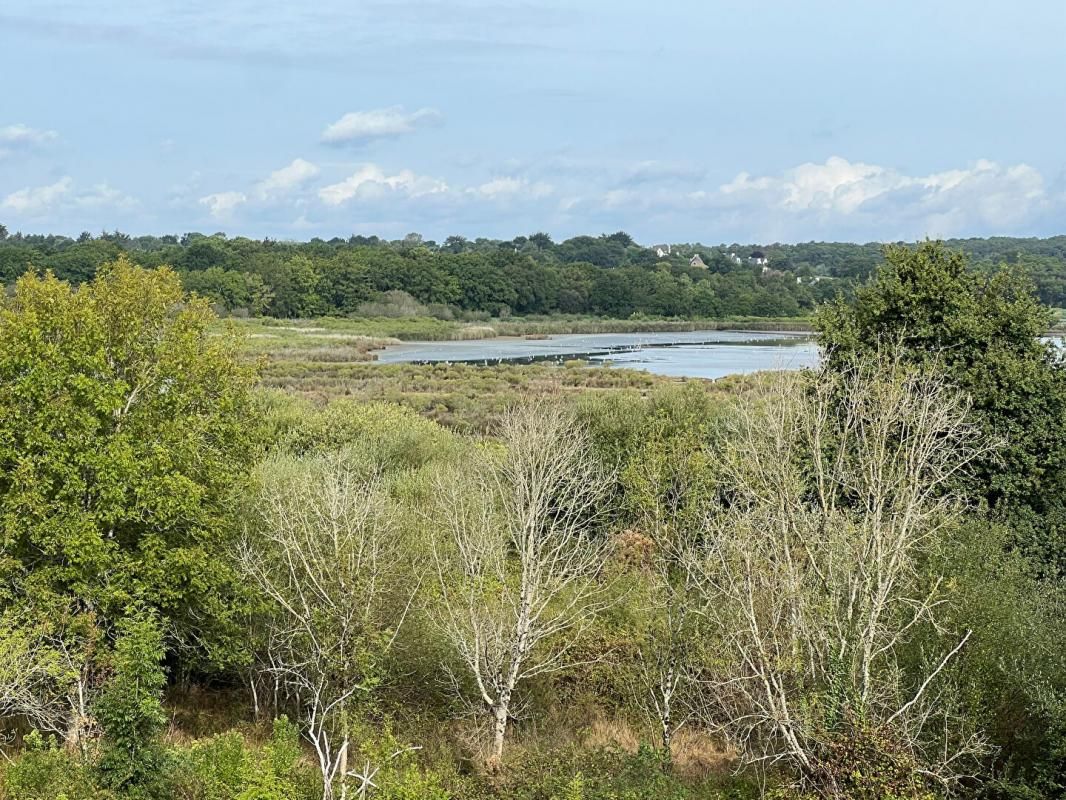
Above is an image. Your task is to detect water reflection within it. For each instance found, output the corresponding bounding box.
[376,330,820,380]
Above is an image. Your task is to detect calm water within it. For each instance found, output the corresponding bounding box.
[376,330,820,380]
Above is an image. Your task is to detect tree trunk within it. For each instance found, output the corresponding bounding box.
[491,697,510,760]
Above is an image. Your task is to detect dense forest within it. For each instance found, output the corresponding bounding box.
[4,224,1066,320]
[0,242,1064,800]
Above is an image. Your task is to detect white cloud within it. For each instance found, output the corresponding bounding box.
[1,177,74,215]
[194,159,318,219]
[199,191,247,218]
[75,183,138,210]
[560,155,1056,241]
[318,164,448,205]
[720,156,899,213]
[254,157,319,200]
[0,123,58,148]
[0,123,59,160]
[718,156,1044,216]
[470,177,553,199]
[0,176,138,219]
[710,156,1052,239]
[321,106,441,146]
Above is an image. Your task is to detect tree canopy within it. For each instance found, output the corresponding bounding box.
[817,241,1066,577]
[0,257,258,667]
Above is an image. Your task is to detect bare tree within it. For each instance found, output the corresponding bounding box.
[0,611,103,756]
[240,452,417,800]
[430,402,616,761]
[634,569,700,754]
[684,360,995,796]
[0,617,67,739]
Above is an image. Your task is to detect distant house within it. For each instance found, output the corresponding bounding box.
[726,251,743,265]
[652,244,672,258]
[749,250,769,266]
[689,253,707,269]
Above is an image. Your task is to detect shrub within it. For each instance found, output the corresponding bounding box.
[498,744,737,800]
[257,394,457,470]
[94,614,168,799]
[168,717,317,800]
[0,731,107,800]
[169,731,253,800]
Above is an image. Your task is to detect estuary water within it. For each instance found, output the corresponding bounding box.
[375,330,820,380]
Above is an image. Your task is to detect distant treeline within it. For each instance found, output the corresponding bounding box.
[2,226,1066,318]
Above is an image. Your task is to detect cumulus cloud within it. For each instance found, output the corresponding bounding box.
[321,106,441,146]
[1,177,137,218]
[195,159,319,220]
[720,156,901,213]
[0,123,59,159]
[706,156,1052,239]
[199,191,247,218]
[318,163,448,205]
[1,177,73,215]
[75,183,138,210]
[0,123,58,147]
[254,157,319,200]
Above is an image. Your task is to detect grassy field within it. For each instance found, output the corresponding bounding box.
[257,360,677,432]
[1051,308,1066,332]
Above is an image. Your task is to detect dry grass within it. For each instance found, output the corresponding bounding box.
[670,728,737,780]
[581,714,643,752]
[255,361,673,433]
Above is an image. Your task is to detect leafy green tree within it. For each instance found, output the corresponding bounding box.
[95,611,168,797]
[0,257,258,667]
[817,241,1066,577]
[181,239,231,271]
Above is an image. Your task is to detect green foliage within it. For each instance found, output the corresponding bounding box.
[0,259,258,667]
[0,731,108,800]
[168,717,316,800]
[808,718,934,800]
[94,613,168,797]
[349,723,451,800]
[926,523,1066,799]
[4,244,1066,798]
[498,744,749,800]
[817,241,1066,578]
[0,231,830,320]
[257,393,458,468]
[576,381,724,534]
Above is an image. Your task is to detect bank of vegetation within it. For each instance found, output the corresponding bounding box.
[3,227,1066,324]
[0,242,1064,800]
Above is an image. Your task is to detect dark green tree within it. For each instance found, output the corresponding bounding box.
[817,241,1066,577]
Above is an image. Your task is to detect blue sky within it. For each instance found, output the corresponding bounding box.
[2,0,1065,243]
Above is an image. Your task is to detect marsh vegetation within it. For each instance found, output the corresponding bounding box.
[0,243,1064,800]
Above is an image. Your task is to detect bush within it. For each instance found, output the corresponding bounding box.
[94,614,168,799]
[338,722,452,800]
[0,731,107,800]
[168,717,317,800]
[497,744,752,800]
[257,394,458,470]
